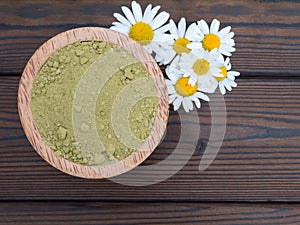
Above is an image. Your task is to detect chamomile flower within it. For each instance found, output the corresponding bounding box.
[179,48,222,93]
[154,18,199,66]
[187,19,236,56]
[216,57,240,95]
[165,65,209,112]
[110,1,173,54]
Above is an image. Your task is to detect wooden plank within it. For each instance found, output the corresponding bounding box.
[0,0,300,75]
[1,76,300,201]
[1,202,300,225]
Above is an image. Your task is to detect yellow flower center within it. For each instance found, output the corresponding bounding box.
[175,77,198,97]
[215,66,227,82]
[129,22,154,46]
[173,37,191,55]
[193,59,210,76]
[202,33,221,51]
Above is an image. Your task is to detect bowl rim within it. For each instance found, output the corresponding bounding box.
[18,27,169,179]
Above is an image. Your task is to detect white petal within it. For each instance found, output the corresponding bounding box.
[227,73,235,80]
[144,5,161,24]
[219,83,226,95]
[165,79,173,86]
[212,67,223,78]
[198,76,218,93]
[154,23,172,34]
[169,19,179,39]
[223,79,232,91]
[144,43,153,54]
[131,1,143,21]
[166,79,176,93]
[185,23,202,40]
[165,65,181,82]
[153,45,166,60]
[216,54,224,64]
[153,33,174,43]
[180,52,195,63]
[192,97,201,108]
[113,13,132,27]
[227,62,232,70]
[230,80,237,87]
[187,42,202,50]
[219,48,232,56]
[188,76,197,86]
[142,4,152,21]
[121,6,136,24]
[207,53,219,63]
[170,55,180,67]
[110,26,120,32]
[178,17,186,38]
[222,39,235,46]
[152,41,168,55]
[228,32,235,39]
[191,48,205,58]
[159,41,174,49]
[185,23,197,41]
[210,19,220,34]
[224,46,236,53]
[208,48,221,60]
[165,51,177,64]
[182,98,190,112]
[198,19,209,34]
[173,96,183,111]
[213,73,223,78]
[178,59,188,68]
[195,92,210,102]
[218,26,231,37]
[112,21,130,29]
[189,22,200,33]
[185,68,196,77]
[167,85,176,94]
[179,53,190,64]
[152,11,170,30]
[228,71,240,77]
[178,58,189,67]
[224,58,231,68]
[110,24,130,34]
[169,94,177,103]
[157,49,176,65]
[186,98,194,111]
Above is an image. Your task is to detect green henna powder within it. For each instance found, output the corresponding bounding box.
[31,41,159,165]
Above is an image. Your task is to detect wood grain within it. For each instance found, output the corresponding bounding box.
[2,202,300,225]
[1,0,300,76]
[2,0,300,223]
[2,76,300,201]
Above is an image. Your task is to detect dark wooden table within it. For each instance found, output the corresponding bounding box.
[1,0,300,224]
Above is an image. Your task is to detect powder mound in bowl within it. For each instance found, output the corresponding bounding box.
[30,41,159,166]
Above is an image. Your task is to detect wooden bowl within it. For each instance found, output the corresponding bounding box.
[18,27,169,179]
